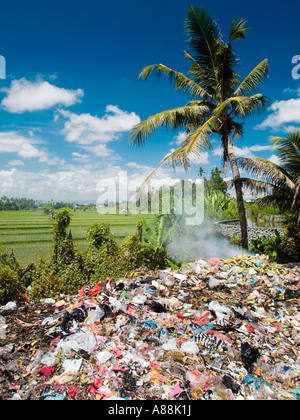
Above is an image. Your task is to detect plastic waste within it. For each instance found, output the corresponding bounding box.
[2,302,17,311]
[56,331,97,357]
[292,388,300,400]
[180,341,199,354]
[241,343,260,374]
[0,316,7,340]
[186,371,217,390]
[0,254,299,400]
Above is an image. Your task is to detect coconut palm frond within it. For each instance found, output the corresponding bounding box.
[255,194,289,208]
[231,121,244,139]
[270,132,300,178]
[185,5,220,76]
[138,63,213,99]
[129,104,210,147]
[185,51,213,88]
[214,94,270,118]
[229,18,249,42]
[136,117,216,196]
[235,178,273,195]
[239,157,295,190]
[214,43,239,101]
[234,59,269,96]
[177,115,217,160]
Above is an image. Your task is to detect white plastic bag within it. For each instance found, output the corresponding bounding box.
[0,316,7,340]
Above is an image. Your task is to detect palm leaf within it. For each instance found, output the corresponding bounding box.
[234,59,269,96]
[236,177,273,195]
[239,157,295,190]
[214,94,270,118]
[270,132,300,179]
[213,43,239,101]
[129,104,210,147]
[229,18,249,42]
[141,219,156,244]
[185,51,215,98]
[185,6,220,76]
[136,116,217,195]
[139,63,213,99]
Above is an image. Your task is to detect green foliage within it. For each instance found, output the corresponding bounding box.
[140,215,181,269]
[246,202,282,218]
[87,222,118,254]
[53,208,74,264]
[205,167,228,194]
[250,231,283,262]
[29,220,156,300]
[0,265,25,304]
[0,196,36,211]
[0,245,27,303]
[250,226,300,264]
[205,192,239,220]
[42,203,53,215]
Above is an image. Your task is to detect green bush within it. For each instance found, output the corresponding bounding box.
[87,222,118,254]
[250,229,300,263]
[0,265,25,304]
[11,218,173,301]
[250,231,282,262]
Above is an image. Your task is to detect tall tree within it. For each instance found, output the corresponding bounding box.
[238,132,300,227]
[130,5,269,248]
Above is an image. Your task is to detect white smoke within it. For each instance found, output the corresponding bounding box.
[166,222,252,264]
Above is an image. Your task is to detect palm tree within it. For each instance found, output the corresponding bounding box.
[197,166,204,178]
[238,132,300,227]
[129,5,269,249]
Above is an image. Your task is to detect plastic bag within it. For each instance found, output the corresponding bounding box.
[241,343,260,373]
[0,316,7,340]
[181,341,199,354]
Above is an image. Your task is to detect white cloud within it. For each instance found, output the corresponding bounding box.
[268,154,282,165]
[83,143,117,158]
[169,131,188,146]
[0,168,17,191]
[0,131,60,165]
[72,152,90,160]
[58,106,140,159]
[126,162,152,170]
[0,160,195,202]
[256,98,300,130]
[8,159,25,167]
[213,144,271,159]
[1,78,84,113]
[59,106,141,145]
[189,152,209,165]
[248,145,270,152]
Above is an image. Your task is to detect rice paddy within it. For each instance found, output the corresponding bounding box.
[0,209,153,266]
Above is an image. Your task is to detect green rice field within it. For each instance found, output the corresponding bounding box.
[0,209,153,266]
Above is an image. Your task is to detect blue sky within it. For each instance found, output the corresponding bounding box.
[0,0,299,202]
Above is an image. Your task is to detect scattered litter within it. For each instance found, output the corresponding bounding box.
[0,255,299,400]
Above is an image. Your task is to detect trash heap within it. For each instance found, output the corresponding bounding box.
[0,255,300,400]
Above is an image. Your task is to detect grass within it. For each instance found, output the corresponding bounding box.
[0,209,153,266]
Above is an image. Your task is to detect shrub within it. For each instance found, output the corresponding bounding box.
[249,229,300,263]
[87,222,118,254]
[0,265,25,304]
[52,208,74,264]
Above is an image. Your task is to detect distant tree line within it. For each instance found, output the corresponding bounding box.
[0,196,95,212]
[0,196,37,211]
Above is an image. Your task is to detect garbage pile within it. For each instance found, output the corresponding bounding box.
[0,255,300,400]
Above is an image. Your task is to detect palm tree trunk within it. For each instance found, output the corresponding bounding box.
[226,135,249,249]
